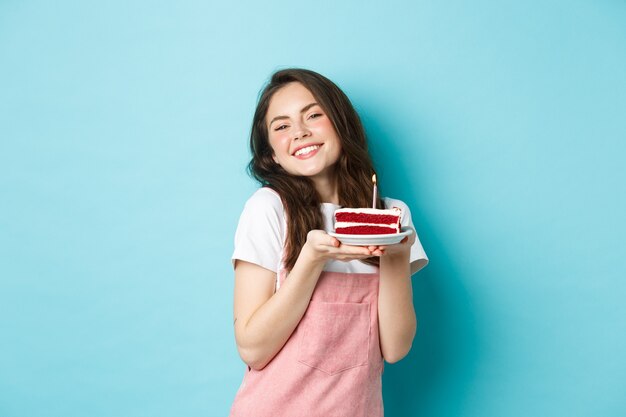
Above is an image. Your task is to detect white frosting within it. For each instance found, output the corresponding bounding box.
[335,222,399,229]
[334,207,401,215]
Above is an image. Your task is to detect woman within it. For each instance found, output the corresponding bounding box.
[230,68,428,416]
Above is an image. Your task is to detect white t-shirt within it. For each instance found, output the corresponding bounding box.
[232,187,429,275]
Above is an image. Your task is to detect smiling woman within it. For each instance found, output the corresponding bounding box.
[229,68,429,416]
[266,82,342,188]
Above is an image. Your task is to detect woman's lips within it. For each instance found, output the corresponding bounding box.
[292,144,322,159]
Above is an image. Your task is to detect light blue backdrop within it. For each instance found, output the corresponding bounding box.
[1,1,624,416]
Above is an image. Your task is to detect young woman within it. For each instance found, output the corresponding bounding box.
[230,68,428,416]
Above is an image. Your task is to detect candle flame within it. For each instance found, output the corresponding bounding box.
[372,174,377,184]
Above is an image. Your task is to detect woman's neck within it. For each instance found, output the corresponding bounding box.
[313,176,339,205]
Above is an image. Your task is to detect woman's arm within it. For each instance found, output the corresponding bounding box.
[233,256,323,370]
[376,233,418,363]
[233,231,376,370]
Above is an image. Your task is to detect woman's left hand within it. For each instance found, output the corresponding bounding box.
[367,228,415,257]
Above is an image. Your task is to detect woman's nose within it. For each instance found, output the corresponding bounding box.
[292,123,311,140]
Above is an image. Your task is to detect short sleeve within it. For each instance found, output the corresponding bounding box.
[232,188,285,273]
[384,197,429,274]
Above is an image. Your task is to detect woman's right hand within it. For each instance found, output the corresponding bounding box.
[302,230,382,263]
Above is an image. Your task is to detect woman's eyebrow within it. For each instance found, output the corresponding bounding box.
[269,102,319,126]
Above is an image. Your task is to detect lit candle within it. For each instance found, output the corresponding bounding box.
[372,174,377,208]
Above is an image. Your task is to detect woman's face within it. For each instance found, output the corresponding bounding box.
[265,82,342,182]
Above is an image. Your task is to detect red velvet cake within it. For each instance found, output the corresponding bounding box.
[334,207,402,235]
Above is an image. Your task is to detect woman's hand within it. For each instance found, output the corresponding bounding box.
[368,227,416,258]
[302,230,381,263]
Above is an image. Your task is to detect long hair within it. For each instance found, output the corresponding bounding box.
[248,68,382,270]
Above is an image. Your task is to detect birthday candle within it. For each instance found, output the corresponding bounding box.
[372,174,377,208]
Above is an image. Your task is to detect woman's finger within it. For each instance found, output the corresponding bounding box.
[327,245,371,257]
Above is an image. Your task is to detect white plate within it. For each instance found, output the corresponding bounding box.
[328,227,413,246]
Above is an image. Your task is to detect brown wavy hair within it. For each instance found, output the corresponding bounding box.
[248,68,382,270]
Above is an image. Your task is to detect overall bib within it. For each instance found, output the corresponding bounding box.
[230,269,384,417]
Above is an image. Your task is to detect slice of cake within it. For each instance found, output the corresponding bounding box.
[334,207,402,235]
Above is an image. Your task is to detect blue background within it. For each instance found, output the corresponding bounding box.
[1,1,625,416]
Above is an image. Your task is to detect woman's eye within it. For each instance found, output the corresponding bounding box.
[309,113,322,119]
[274,124,288,131]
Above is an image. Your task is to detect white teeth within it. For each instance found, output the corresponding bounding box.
[294,145,320,156]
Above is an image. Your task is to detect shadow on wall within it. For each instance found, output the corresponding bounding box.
[359,105,481,416]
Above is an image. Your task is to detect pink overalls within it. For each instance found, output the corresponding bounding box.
[230,269,384,417]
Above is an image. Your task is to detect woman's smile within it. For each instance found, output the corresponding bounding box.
[292,143,323,159]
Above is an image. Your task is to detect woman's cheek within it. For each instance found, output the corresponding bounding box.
[269,133,291,155]
[276,133,292,150]
[318,117,335,130]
